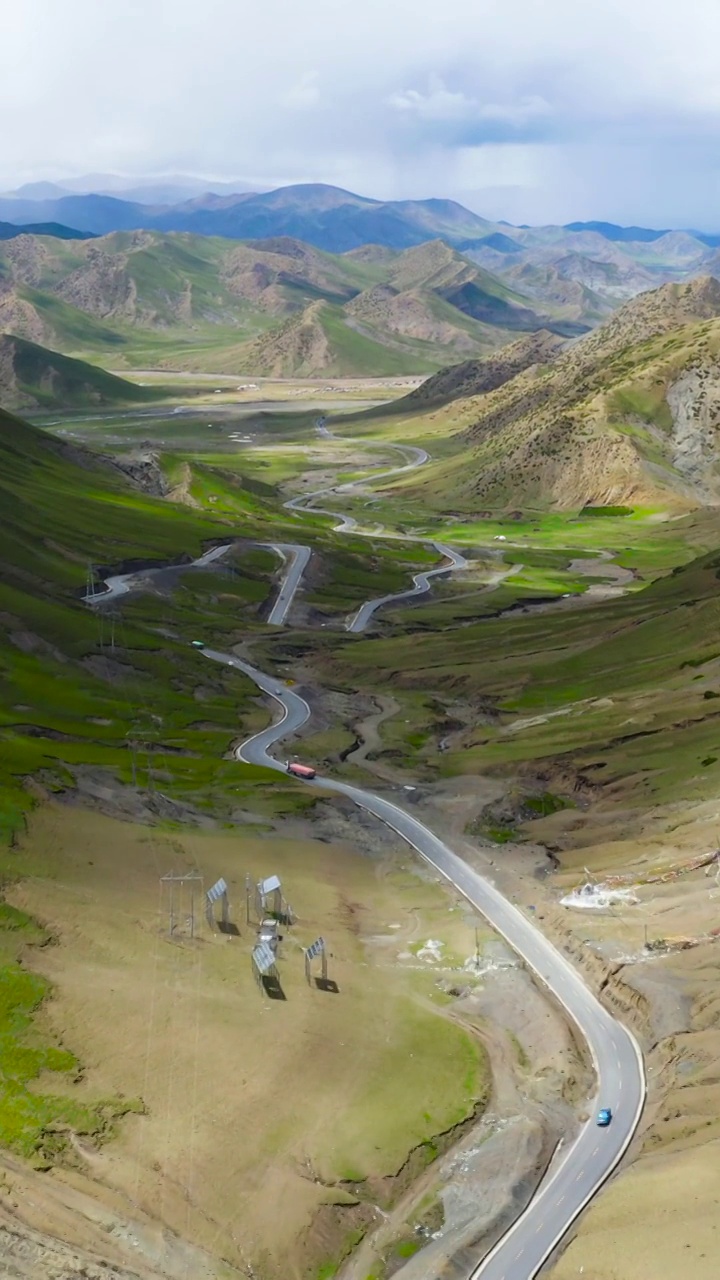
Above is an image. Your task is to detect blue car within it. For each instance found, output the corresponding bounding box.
[597,1107,612,1127]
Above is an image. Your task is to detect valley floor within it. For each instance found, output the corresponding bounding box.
[3,380,720,1280]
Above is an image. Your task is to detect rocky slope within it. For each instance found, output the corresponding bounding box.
[396,276,720,511]
[0,230,566,375]
[393,330,567,409]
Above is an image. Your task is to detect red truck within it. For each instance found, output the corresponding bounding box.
[287,761,316,780]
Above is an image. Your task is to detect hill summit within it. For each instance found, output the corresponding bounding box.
[0,228,567,377]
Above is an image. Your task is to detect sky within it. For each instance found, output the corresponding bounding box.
[3,0,720,227]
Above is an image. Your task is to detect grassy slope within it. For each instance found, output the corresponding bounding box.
[0,333,157,409]
[0,900,143,1161]
[16,284,130,351]
[0,406,320,841]
[320,539,720,809]
[0,406,327,1158]
[7,805,489,1279]
[0,230,553,376]
[319,302,446,374]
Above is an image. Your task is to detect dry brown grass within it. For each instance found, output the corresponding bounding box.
[383,275,720,511]
[534,799,720,1280]
[551,1140,720,1280]
[4,804,488,1278]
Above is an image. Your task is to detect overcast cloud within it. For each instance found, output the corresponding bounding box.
[3,0,720,226]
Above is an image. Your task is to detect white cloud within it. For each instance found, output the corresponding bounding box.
[1,0,720,224]
[388,78,552,129]
[388,78,476,122]
[477,97,553,128]
[280,72,321,109]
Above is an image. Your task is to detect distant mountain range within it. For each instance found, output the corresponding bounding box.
[0,183,495,251]
[3,172,256,207]
[1,182,718,334]
[0,230,582,382]
[562,220,720,248]
[0,219,95,242]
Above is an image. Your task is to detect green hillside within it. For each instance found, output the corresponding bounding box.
[0,406,311,847]
[0,229,565,376]
[0,333,156,409]
[231,299,450,377]
[317,529,720,825]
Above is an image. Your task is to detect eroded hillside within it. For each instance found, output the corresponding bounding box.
[389,276,720,510]
[0,229,569,376]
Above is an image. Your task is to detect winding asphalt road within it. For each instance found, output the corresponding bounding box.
[200,649,644,1280]
[86,422,646,1278]
[347,541,469,632]
[283,432,469,629]
[283,440,430,533]
[207,430,643,1275]
[263,543,313,625]
[85,430,465,629]
[83,541,233,604]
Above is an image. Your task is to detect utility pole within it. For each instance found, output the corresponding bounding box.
[125,729,138,789]
[160,871,203,940]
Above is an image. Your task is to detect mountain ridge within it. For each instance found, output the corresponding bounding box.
[393,330,567,409]
[0,183,492,250]
[0,229,569,376]
[388,275,720,512]
[0,219,94,242]
[2,183,720,331]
